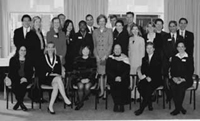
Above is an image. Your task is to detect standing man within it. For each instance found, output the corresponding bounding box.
[123,12,136,35]
[109,15,118,32]
[85,14,97,34]
[162,20,184,101]
[177,18,194,57]
[13,14,31,49]
[58,13,66,29]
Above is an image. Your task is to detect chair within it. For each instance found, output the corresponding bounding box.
[154,86,165,109]
[68,72,100,110]
[4,76,34,109]
[168,74,199,110]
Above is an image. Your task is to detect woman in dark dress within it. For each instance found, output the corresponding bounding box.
[143,22,163,55]
[62,19,76,72]
[134,42,163,116]
[112,20,129,56]
[41,42,71,114]
[106,44,131,112]
[8,45,34,111]
[72,46,97,110]
[169,41,194,115]
[26,16,45,82]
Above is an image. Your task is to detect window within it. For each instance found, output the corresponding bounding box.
[8,0,64,53]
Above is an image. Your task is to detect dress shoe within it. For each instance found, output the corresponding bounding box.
[47,107,55,114]
[170,109,180,116]
[13,102,20,110]
[75,103,84,110]
[20,103,28,111]
[119,105,125,112]
[148,103,153,111]
[134,109,144,116]
[180,108,187,114]
[113,104,119,112]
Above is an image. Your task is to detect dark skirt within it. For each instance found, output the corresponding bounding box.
[42,76,56,86]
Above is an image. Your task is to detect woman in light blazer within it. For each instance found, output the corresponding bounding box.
[93,14,113,98]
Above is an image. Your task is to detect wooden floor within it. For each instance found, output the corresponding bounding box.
[0,88,200,121]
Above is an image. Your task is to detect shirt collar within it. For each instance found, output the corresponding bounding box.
[175,52,188,59]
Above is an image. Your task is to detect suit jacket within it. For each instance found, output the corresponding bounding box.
[86,26,98,34]
[26,30,45,58]
[13,27,27,49]
[141,53,162,87]
[177,30,194,56]
[46,29,66,57]
[8,56,34,86]
[113,30,129,56]
[72,31,94,58]
[170,54,194,87]
[42,54,61,78]
[143,33,163,54]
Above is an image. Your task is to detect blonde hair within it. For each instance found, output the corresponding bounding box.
[31,16,42,32]
[146,21,156,33]
[44,42,57,55]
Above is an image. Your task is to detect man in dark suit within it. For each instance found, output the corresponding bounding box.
[85,14,97,34]
[73,20,94,58]
[162,20,184,101]
[177,18,194,57]
[123,11,136,36]
[13,14,31,49]
[134,42,163,116]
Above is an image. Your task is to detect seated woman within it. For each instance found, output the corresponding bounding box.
[134,42,163,116]
[106,44,131,112]
[8,45,34,111]
[169,41,194,116]
[72,46,97,110]
[41,42,71,114]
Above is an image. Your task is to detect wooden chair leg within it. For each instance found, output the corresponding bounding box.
[31,100,34,109]
[189,90,192,104]
[163,90,165,109]
[6,89,9,109]
[105,89,108,109]
[95,92,98,110]
[11,91,13,104]
[194,90,196,110]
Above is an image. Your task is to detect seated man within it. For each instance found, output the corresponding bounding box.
[72,45,97,110]
[134,42,163,116]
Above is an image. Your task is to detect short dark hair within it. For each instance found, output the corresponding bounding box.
[176,40,186,48]
[126,11,134,17]
[179,17,188,24]
[168,20,177,27]
[85,14,93,20]
[57,13,65,18]
[109,15,117,20]
[78,20,87,26]
[97,14,107,24]
[146,42,155,48]
[154,18,164,24]
[115,20,124,26]
[21,14,31,22]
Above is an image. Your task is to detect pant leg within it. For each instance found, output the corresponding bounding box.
[12,82,28,103]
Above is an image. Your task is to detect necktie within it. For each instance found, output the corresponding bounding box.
[91,27,93,33]
[25,28,28,38]
[181,31,184,38]
[172,34,175,47]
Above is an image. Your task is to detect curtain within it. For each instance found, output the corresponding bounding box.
[64,0,108,31]
[164,0,200,75]
[0,0,9,58]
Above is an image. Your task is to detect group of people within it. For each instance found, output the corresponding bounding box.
[6,11,194,116]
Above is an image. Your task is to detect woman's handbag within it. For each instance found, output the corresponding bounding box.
[28,77,41,103]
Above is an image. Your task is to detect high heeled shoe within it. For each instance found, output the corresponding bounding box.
[47,107,55,114]
[64,100,72,107]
